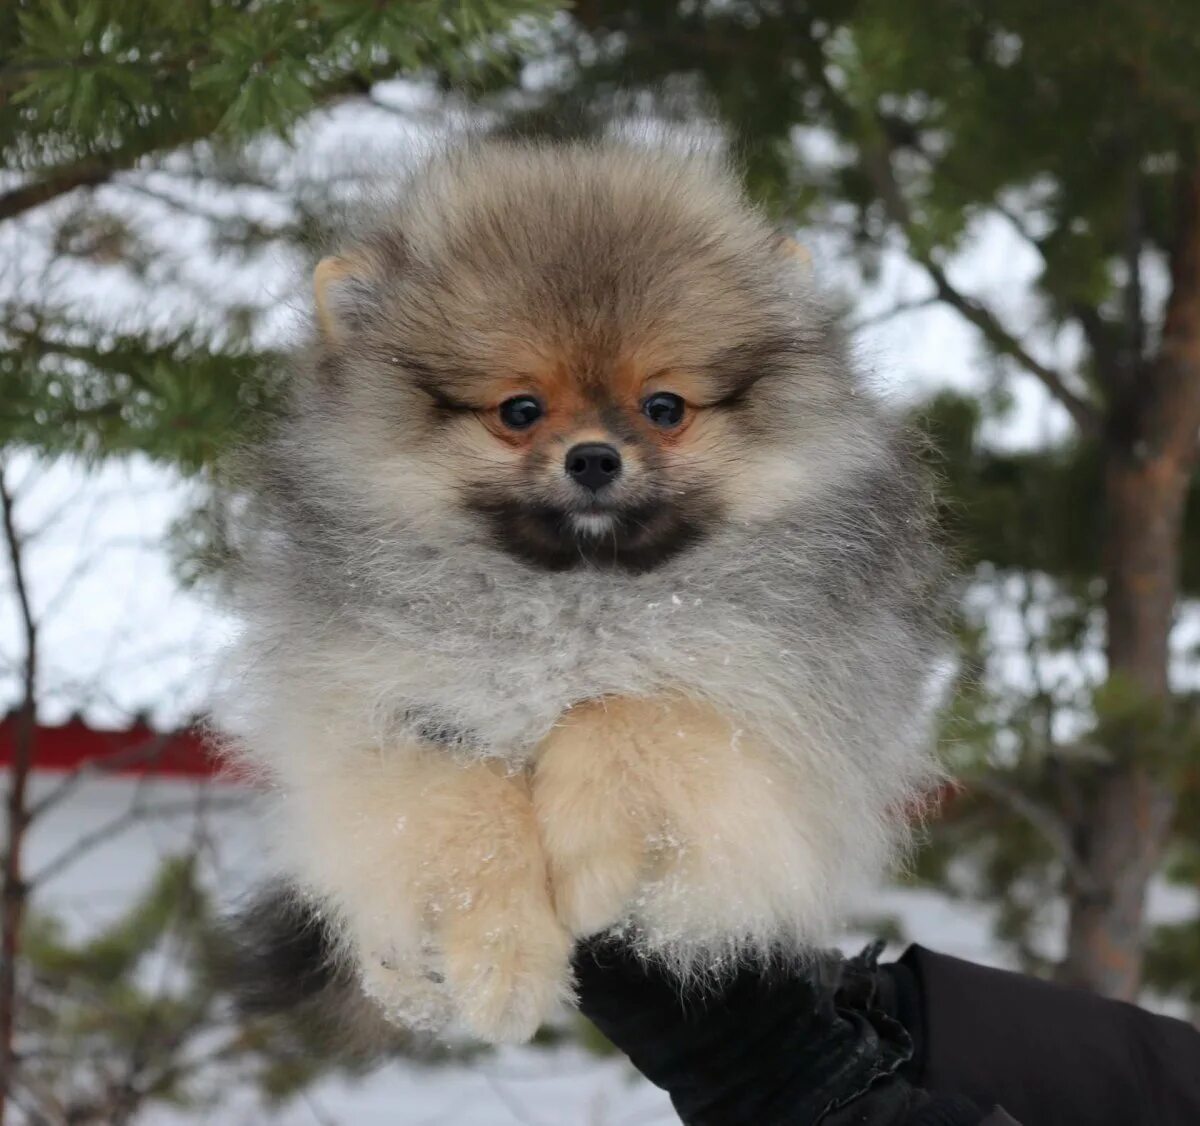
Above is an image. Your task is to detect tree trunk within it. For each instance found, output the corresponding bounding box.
[1059,456,1183,998]
[1059,164,1200,1000]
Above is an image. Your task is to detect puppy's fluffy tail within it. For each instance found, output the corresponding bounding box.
[220,882,401,1056]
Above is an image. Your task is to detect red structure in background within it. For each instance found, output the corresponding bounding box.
[0,716,964,815]
[0,714,223,778]
[0,717,979,830]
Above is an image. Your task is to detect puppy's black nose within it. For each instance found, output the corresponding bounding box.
[565,443,622,492]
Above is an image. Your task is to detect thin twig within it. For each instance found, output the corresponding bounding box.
[31,795,249,887]
[846,294,938,331]
[0,464,37,1126]
[26,732,188,821]
[969,773,1096,895]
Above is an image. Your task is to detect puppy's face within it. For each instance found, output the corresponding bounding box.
[303,150,862,572]
[406,349,757,572]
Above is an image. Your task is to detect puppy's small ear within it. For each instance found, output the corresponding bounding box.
[313,253,377,343]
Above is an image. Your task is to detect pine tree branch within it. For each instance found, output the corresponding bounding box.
[0,56,166,93]
[0,65,391,226]
[990,204,1123,395]
[0,162,115,223]
[995,180,1145,402]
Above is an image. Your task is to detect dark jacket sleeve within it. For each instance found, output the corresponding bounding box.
[573,939,1003,1125]
[898,944,1200,1126]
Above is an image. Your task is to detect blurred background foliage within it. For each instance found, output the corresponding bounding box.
[4,0,1200,1118]
[23,853,480,1122]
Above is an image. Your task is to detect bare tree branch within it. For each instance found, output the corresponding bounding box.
[7,1069,67,1126]
[970,773,1096,896]
[793,30,1104,438]
[846,294,938,331]
[860,145,1101,437]
[26,731,191,821]
[32,794,247,887]
[117,181,298,239]
[0,464,37,1126]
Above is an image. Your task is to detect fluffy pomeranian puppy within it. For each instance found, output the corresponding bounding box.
[220,138,944,1045]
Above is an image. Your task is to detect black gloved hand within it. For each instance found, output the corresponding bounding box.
[572,939,987,1126]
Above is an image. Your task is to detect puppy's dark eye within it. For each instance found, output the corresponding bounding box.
[642,392,685,428]
[499,396,543,429]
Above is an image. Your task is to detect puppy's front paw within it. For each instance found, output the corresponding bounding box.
[535,789,644,938]
[551,846,644,939]
[411,760,572,1043]
[533,700,651,937]
[442,890,572,1043]
[356,880,569,1044]
[286,750,572,1044]
[358,944,454,1033]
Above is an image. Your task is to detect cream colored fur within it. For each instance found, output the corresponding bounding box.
[267,690,832,1041]
[534,695,837,963]
[278,739,571,1042]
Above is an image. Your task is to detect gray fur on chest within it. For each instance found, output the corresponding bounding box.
[350,553,772,755]
[244,462,938,767]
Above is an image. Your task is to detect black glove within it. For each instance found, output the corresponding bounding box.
[572,939,988,1126]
